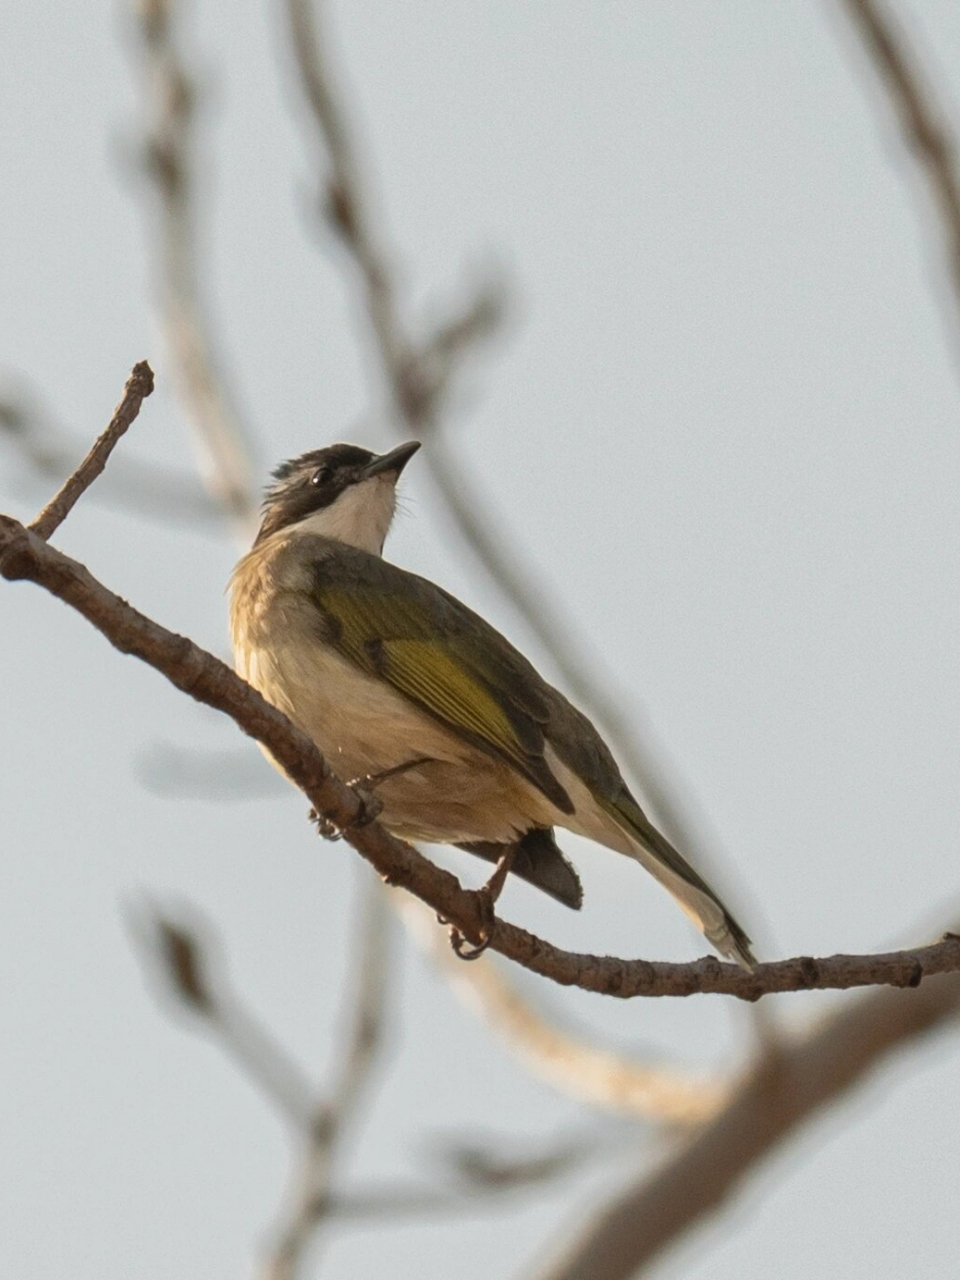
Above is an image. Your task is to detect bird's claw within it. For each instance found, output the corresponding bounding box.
[450,930,490,961]
[309,807,344,841]
[345,777,384,826]
[442,846,515,960]
[446,886,498,961]
[308,780,383,842]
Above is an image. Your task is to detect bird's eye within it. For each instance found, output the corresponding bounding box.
[310,466,331,487]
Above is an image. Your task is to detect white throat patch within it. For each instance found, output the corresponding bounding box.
[292,475,397,554]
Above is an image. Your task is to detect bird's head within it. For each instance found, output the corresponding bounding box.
[256,440,421,553]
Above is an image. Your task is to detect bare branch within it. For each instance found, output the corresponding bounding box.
[533,962,960,1280]
[132,0,259,530]
[131,906,316,1124]
[133,905,582,1237]
[841,0,960,319]
[285,0,417,413]
[324,1131,591,1220]
[0,382,221,523]
[28,361,155,540]
[2,504,959,999]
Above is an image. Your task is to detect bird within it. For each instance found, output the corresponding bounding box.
[229,440,755,968]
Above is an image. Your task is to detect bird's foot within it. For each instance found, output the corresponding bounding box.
[446,846,516,961]
[343,779,384,827]
[308,780,383,842]
[312,755,434,839]
[448,892,497,960]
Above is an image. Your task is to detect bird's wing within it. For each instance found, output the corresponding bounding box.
[307,547,574,813]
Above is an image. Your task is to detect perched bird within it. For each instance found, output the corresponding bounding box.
[229,441,754,967]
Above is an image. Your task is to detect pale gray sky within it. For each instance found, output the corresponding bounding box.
[2,2,960,1277]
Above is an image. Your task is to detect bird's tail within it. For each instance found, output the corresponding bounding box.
[599,792,756,969]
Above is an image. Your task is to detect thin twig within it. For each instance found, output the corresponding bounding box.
[321,1131,592,1219]
[842,0,960,316]
[2,509,959,1001]
[285,0,416,411]
[132,908,316,1124]
[532,960,960,1280]
[133,0,259,530]
[0,385,221,524]
[29,362,155,540]
[325,1182,553,1221]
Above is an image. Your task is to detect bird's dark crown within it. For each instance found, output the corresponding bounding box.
[268,443,375,489]
[256,443,376,543]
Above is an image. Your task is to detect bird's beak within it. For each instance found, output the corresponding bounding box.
[361,440,421,480]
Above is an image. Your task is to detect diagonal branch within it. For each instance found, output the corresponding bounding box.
[133,887,394,1275]
[29,362,155,540]
[2,507,959,1001]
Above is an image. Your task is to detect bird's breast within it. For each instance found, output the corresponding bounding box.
[229,551,560,844]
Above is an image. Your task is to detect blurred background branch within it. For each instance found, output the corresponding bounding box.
[132,905,317,1124]
[533,957,960,1280]
[259,874,391,1280]
[134,0,259,531]
[842,0,960,331]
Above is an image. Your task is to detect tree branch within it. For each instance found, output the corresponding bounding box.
[28,361,155,540]
[1,508,958,1000]
[133,908,316,1125]
[532,962,960,1279]
[0,392,218,524]
[841,0,960,321]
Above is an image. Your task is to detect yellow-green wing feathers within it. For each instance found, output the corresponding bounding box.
[305,544,753,963]
[310,564,573,812]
